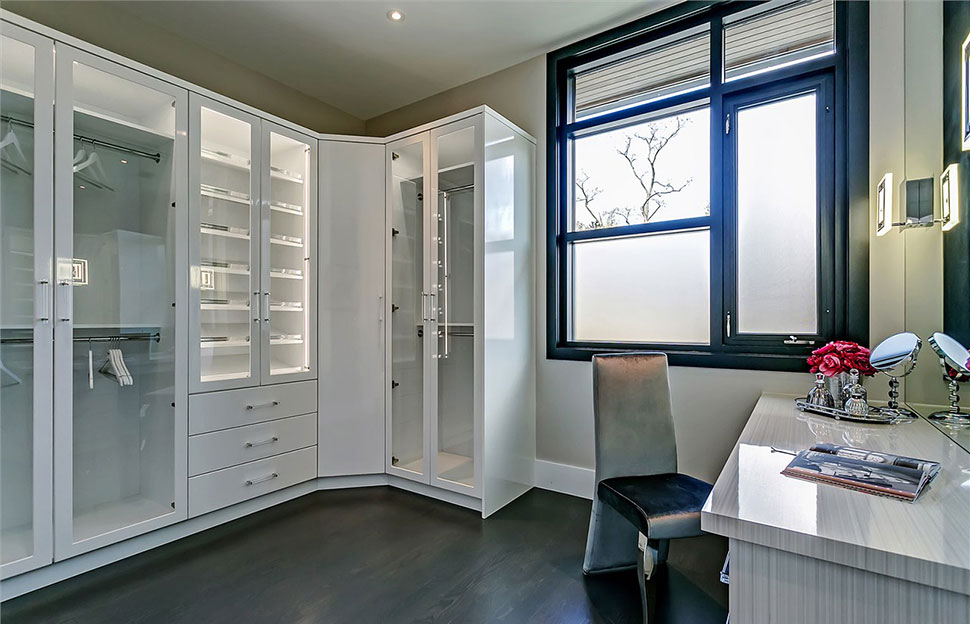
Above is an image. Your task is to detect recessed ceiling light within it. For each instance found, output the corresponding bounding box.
[387,9,405,22]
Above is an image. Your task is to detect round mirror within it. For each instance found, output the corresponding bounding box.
[870,332,922,377]
[928,332,970,379]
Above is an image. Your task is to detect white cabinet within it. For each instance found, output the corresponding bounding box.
[0,23,54,579]
[189,96,317,393]
[384,110,536,516]
[318,140,386,477]
[51,45,189,560]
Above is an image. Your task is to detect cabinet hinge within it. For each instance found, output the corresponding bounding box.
[391,228,400,237]
[391,380,399,389]
[725,113,731,135]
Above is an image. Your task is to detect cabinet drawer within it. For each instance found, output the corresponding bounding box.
[188,447,316,517]
[189,381,317,434]
[189,413,317,476]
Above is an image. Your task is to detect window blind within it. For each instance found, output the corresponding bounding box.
[724,0,834,81]
[573,31,710,119]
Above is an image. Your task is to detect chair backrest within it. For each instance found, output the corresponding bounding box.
[591,352,677,482]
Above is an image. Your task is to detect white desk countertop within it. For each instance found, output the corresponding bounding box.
[701,393,970,596]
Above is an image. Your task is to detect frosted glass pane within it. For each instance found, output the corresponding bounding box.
[736,92,818,335]
[572,107,709,231]
[572,229,710,344]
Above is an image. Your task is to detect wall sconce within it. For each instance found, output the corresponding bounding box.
[876,173,892,236]
[941,163,960,231]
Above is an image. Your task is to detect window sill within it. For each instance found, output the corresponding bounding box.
[547,343,811,373]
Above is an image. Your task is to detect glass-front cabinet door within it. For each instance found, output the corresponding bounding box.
[430,118,481,496]
[260,123,316,383]
[0,24,54,579]
[189,96,261,392]
[52,45,187,560]
[386,133,431,482]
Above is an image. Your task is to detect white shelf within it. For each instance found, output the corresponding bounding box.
[270,362,308,376]
[269,234,303,248]
[270,166,303,184]
[270,268,303,280]
[201,337,251,349]
[200,299,250,311]
[201,184,250,206]
[201,357,253,383]
[436,452,474,487]
[202,146,250,170]
[201,223,250,240]
[270,302,303,312]
[1,523,33,566]
[201,370,250,383]
[73,495,173,544]
[270,334,303,346]
[269,200,303,216]
[201,261,250,276]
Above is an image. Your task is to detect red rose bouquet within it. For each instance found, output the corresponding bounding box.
[807,340,876,377]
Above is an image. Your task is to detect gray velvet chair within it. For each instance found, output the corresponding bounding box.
[583,352,713,622]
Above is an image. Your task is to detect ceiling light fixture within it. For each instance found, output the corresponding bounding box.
[387,9,405,22]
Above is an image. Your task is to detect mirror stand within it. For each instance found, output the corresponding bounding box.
[928,373,970,426]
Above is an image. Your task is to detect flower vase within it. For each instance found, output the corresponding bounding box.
[824,372,850,409]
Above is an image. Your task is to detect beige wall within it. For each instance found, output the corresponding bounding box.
[365,2,953,481]
[3,1,365,134]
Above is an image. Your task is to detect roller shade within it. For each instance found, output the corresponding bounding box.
[573,30,710,119]
[724,0,835,81]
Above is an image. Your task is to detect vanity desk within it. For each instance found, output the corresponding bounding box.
[702,393,970,623]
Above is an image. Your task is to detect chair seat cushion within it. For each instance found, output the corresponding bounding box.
[598,474,713,540]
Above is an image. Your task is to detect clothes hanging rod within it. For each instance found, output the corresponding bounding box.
[439,184,475,194]
[0,114,162,163]
[0,332,160,345]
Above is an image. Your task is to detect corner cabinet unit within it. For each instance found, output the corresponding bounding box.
[189,95,318,392]
[385,109,536,516]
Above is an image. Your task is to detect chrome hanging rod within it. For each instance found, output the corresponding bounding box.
[0,114,162,163]
[438,184,475,194]
[0,332,160,345]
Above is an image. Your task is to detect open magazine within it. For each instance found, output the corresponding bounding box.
[781,443,941,502]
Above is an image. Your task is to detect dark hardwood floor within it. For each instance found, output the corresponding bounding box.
[1,487,728,624]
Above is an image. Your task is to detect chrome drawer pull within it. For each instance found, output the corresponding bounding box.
[245,472,278,486]
[246,400,280,410]
[245,436,279,448]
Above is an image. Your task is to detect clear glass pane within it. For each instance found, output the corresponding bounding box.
[571,229,710,344]
[736,92,818,335]
[435,125,475,488]
[199,108,254,383]
[724,0,835,82]
[572,106,710,231]
[390,140,424,475]
[268,132,311,376]
[71,61,176,541]
[1,34,36,565]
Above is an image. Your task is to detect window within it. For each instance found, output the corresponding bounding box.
[547,0,869,369]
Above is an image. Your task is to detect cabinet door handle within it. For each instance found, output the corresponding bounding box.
[246,400,280,410]
[57,280,71,322]
[245,472,278,486]
[253,291,261,323]
[37,280,50,322]
[262,291,271,322]
[244,436,279,448]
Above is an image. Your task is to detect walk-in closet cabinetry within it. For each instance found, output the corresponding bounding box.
[385,110,536,516]
[1,22,189,573]
[186,97,318,517]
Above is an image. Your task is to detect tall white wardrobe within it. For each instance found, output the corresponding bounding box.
[1,9,535,599]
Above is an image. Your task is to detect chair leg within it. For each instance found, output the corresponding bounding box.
[583,494,639,574]
[637,540,658,624]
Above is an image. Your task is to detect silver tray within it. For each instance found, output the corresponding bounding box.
[794,398,912,424]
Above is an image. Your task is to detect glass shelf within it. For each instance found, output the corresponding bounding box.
[200,336,251,348]
[201,222,250,240]
[270,301,303,312]
[200,183,250,206]
[269,233,303,247]
[270,165,303,183]
[200,298,250,311]
[201,260,250,276]
[270,267,303,280]
[269,200,303,216]
[202,146,250,170]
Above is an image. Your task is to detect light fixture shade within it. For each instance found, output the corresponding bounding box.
[876,172,893,236]
[942,163,960,231]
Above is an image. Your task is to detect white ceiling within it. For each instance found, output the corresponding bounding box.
[116,1,672,120]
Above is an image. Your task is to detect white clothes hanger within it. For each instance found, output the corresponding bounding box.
[0,123,27,165]
[100,347,133,386]
[0,359,23,387]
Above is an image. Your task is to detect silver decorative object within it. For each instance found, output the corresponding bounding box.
[869,332,921,418]
[843,381,869,417]
[807,373,835,408]
[927,332,970,427]
[825,372,850,409]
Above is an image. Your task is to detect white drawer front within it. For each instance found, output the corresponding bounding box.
[188,447,316,517]
[189,413,317,476]
[189,381,317,434]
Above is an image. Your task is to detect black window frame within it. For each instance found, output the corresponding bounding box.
[546,0,869,371]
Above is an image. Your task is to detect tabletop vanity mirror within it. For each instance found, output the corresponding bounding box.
[869,332,921,417]
[927,332,970,427]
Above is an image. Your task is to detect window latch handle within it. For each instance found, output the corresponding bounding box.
[784,335,815,346]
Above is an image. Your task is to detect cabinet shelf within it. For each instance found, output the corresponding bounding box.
[201,223,250,240]
[201,260,250,276]
[270,166,303,184]
[73,495,174,544]
[1,524,32,566]
[201,184,250,206]
[270,333,303,345]
[269,234,303,248]
[200,298,250,311]
[201,336,251,349]
[269,200,303,216]
[270,301,303,312]
[270,268,303,280]
[271,362,309,376]
[202,146,250,170]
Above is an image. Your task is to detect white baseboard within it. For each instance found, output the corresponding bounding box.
[534,459,595,500]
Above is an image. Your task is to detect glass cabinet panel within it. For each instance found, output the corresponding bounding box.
[432,124,477,490]
[388,137,427,478]
[1,29,52,575]
[265,129,312,378]
[197,105,258,385]
[58,52,181,553]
